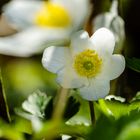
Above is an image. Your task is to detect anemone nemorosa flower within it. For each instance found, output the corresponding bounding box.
[93,0,125,53]
[42,28,125,101]
[0,0,90,57]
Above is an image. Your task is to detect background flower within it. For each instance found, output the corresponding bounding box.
[42,28,125,101]
[92,0,125,53]
[0,0,90,57]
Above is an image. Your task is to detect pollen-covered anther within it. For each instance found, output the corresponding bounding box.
[74,49,102,78]
[35,2,71,27]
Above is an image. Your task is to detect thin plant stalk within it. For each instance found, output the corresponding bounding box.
[0,68,11,122]
[88,101,95,125]
[52,88,69,120]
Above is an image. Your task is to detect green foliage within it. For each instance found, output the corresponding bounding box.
[2,58,58,111]
[126,57,140,73]
[0,119,25,140]
[87,110,140,140]
[87,114,117,140]
[16,91,80,122]
[33,121,90,140]
[97,95,140,119]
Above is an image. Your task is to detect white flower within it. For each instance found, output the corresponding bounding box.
[42,28,125,101]
[0,0,90,57]
[93,0,125,53]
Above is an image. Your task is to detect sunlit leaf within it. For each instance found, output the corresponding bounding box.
[97,96,140,119]
[98,99,128,119]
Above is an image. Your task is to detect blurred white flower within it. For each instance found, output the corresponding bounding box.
[93,0,125,53]
[42,28,125,101]
[0,0,90,57]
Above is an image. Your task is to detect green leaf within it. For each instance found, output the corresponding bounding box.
[97,95,140,119]
[87,114,117,140]
[98,99,129,119]
[22,90,52,119]
[116,110,140,140]
[117,120,140,140]
[126,57,140,73]
[87,110,140,140]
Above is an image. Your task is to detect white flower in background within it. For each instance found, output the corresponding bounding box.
[93,0,125,53]
[0,0,90,57]
[42,28,125,101]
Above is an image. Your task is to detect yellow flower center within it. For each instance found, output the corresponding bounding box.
[35,2,71,27]
[74,49,102,78]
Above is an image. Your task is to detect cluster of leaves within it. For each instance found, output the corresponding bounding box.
[1,88,140,140]
[87,94,140,140]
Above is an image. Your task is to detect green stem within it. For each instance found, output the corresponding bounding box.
[0,68,11,122]
[52,88,69,120]
[88,101,95,125]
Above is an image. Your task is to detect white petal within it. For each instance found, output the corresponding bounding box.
[56,66,89,88]
[79,78,110,101]
[90,28,115,57]
[96,54,125,81]
[106,54,125,80]
[42,46,71,74]
[70,30,93,55]
[3,0,42,30]
[0,27,70,57]
[52,0,91,30]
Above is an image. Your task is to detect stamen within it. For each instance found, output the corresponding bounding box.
[35,2,71,27]
[74,49,102,78]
